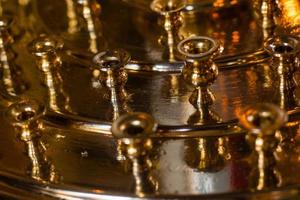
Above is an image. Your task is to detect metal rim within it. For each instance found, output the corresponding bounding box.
[177,36,220,59]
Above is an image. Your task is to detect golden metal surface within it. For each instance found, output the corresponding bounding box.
[93,49,130,121]
[179,36,222,125]
[112,112,157,197]
[238,103,287,190]
[0,0,300,199]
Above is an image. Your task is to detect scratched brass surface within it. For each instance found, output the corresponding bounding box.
[1,0,300,199]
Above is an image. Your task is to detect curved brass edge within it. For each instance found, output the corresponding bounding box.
[0,92,18,107]
[42,111,243,137]
[0,170,299,200]
[43,111,113,135]
[0,182,53,200]
[0,97,243,138]
[122,0,248,12]
[41,107,300,138]
[1,100,300,138]
[65,48,270,73]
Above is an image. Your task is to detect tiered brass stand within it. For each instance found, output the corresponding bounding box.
[0,0,300,199]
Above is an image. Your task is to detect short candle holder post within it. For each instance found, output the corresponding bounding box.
[178,36,222,125]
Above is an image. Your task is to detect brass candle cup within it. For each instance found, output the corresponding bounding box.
[112,112,158,196]
[264,35,300,109]
[238,103,287,190]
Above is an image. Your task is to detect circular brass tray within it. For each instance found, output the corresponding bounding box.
[10,0,297,136]
[1,0,300,199]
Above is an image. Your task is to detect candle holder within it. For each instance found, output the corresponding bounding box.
[151,0,186,62]
[264,35,300,110]
[252,0,279,39]
[178,36,222,124]
[93,49,131,120]
[238,103,287,190]
[112,112,157,197]
[75,0,106,53]
[7,99,45,141]
[29,35,72,113]
[0,16,27,101]
[6,99,59,182]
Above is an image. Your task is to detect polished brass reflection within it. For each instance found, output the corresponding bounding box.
[211,0,240,8]
[184,137,229,172]
[167,74,180,103]
[187,107,222,125]
[253,0,279,39]
[112,112,158,197]
[264,35,300,110]
[65,0,79,34]
[3,0,300,198]
[276,125,297,156]
[74,0,105,53]
[178,36,222,125]
[238,103,287,190]
[0,17,27,101]
[93,50,131,121]
[248,135,281,190]
[6,99,59,182]
[151,0,186,62]
[29,35,73,114]
[279,0,300,34]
